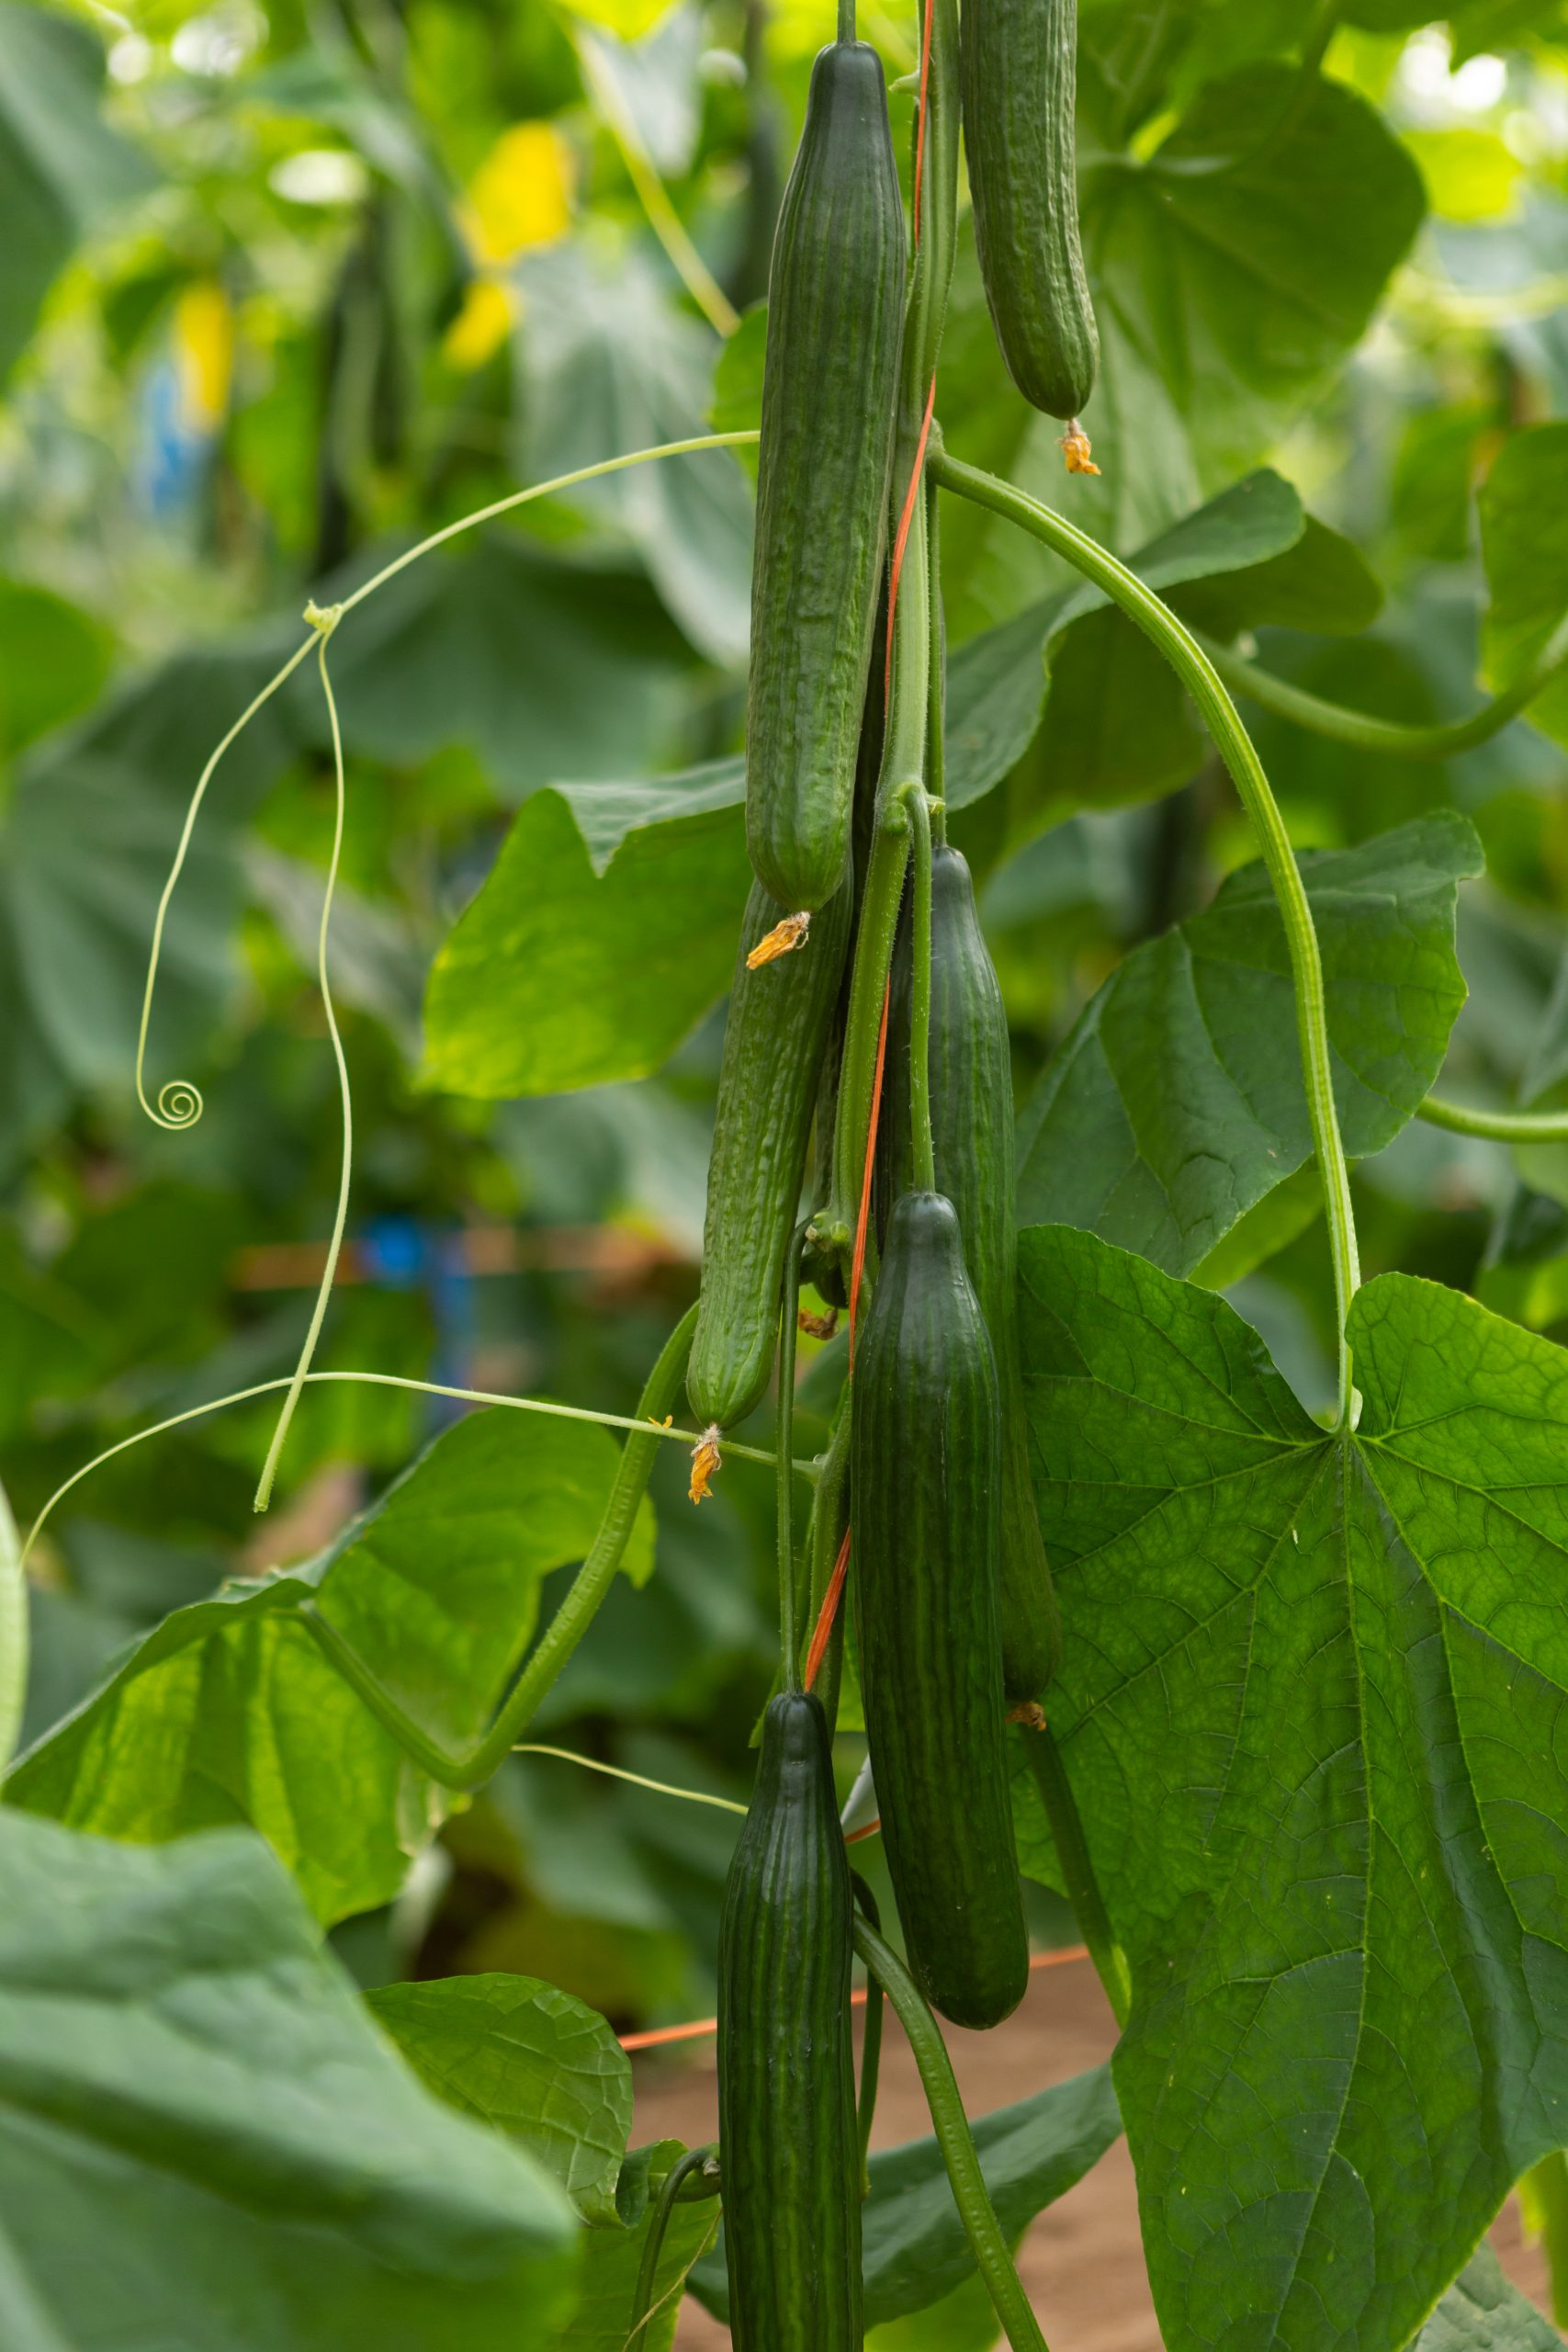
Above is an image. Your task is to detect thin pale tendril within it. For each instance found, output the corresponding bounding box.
[135,628,321,1133]
[254,609,349,1512]
[21,1369,797,1567]
[513,1744,747,1814]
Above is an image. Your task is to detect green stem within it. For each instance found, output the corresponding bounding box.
[1197,615,1568,761]
[1417,1093,1568,1142]
[851,1873,885,2198]
[905,0,961,396]
[853,1917,1049,2352]
[299,1306,699,1790]
[827,485,930,1269]
[926,477,947,844]
[932,448,1360,1430]
[903,785,937,1193]
[1020,1723,1131,2030]
[0,1478,24,1776]
[837,0,854,40]
[627,2144,722,2350]
[805,1403,852,1732]
[778,1229,805,1690]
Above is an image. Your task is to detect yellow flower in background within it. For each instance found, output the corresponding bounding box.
[174,280,233,432]
[446,121,574,370]
[463,121,574,265]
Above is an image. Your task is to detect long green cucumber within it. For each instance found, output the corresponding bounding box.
[882,844,1061,1698]
[717,1690,861,2349]
[851,1188,1029,2029]
[745,39,907,912]
[689,873,853,1432]
[960,0,1098,420]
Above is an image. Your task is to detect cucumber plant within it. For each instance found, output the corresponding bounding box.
[9,5,1568,2352]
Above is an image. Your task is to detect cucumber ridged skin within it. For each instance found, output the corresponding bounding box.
[961,0,1098,421]
[883,847,1062,1700]
[717,1690,862,2351]
[745,40,907,913]
[689,872,853,1430]
[851,1190,1030,2030]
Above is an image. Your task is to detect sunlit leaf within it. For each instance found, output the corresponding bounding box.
[1481,423,1568,750]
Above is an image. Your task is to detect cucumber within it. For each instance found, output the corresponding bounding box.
[851,1188,1029,2029]
[882,844,1061,1698]
[717,1690,861,2349]
[961,0,1098,421]
[746,40,907,913]
[689,871,854,1431]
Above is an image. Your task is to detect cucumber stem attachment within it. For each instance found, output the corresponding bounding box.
[626,2144,722,2351]
[931,447,1361,1432]
[852,1916,1050,2352]
[778,1225,807,1691]
[1017,1716,1131,2029]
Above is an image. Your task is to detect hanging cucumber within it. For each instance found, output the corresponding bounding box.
[689,872,854,1436]
[960,0,1098,423]
[717,1690,862,2349]
[745,39,907,913]
[851,1187,1030,2030]
[881,845,1061,1699]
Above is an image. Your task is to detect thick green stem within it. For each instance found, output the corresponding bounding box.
[1198,614,1568,761]
[804,1403,852,1732]
[1020,1723,1131,2030]
[778,1231,805,1690]
[933,448,1360,1429]
[627,2144,722,2350]
[299,1305,698,1789]
[905,0,960,395]
[903,785,937,1193]
[926,477,947,844]
[1417,1093,1568,1142]
[853,1917,1049,2352]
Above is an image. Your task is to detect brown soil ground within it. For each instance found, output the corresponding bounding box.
[633,1950,1553,2350]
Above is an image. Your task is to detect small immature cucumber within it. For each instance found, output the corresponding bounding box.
[852,1189,1029,2030]
[689,873,853,1430]
[961,0,1098,421]
[745,40,907,913]
[882,844,1062,1699]
[717,1690,861,2350]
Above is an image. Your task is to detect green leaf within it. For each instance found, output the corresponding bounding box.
[1013,1222,1568,2352]
[539,2140,715,2352]
[0,3,155,379]
[367,1973,633,2226]
[423,763,749,1098]
[1016,812,1483,1275]
[945,469,1306,810]
[516,243,753,666]
[0,578,114,756]
[1171,515,1385,639]
[0,1814,579,2348]
[708,300,766,480]
[1481,423,1568,751]
[1412,2248,1563,2352]
[688,2067,1119,2330]
[1035,605,1206,815]
[7,1408,649,1921]
[864,2265,1008,2352]
[310,537,691,803]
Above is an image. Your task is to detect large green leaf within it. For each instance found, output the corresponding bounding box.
[0,1814,578,2348]
[946,468,1306,811]
[1480,423,1568,751]
[6,1408,650,1920]
[539,2140,716,2352]
[1016,813,1483,1275]
[368,1973,633,2226]
[1013,1223,1568,2352]
[423,760,749,1097]
[689,2066,1119,2330]
[516,243,753,666]
[0,4,155,379]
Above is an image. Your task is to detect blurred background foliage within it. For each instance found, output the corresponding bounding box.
[7,0,1568,2027]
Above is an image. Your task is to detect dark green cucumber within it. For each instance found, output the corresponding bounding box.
[717,1690,861,2350]
[882,845,1061,1700]
[745,40,906,912]
[961,0,1098,420]
[851,1189,1029,2029]
[689,873,853,1430]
